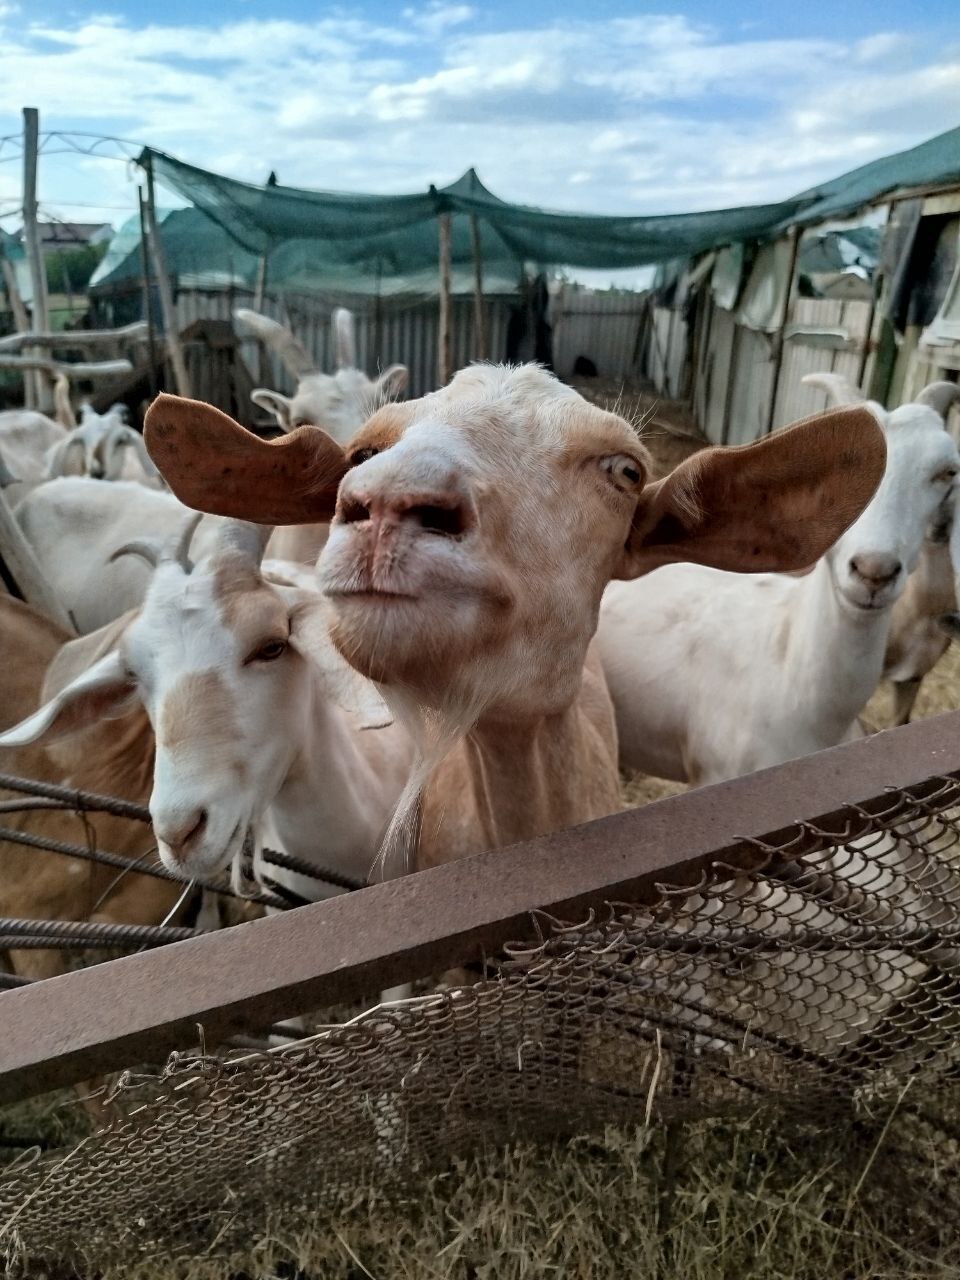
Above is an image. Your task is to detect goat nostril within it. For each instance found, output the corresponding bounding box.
[411,503,465,537]
[340,497,371,525]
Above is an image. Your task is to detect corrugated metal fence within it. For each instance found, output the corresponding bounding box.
[550,287,648,380]
[649,291,876,445]
[175,288,514,401]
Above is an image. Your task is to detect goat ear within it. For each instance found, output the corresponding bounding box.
[251,388,293,430]
[376,364,409,400]
[288,597,393,730]
[0,651,136,747]
[618,406,887,578]
[144,393,348,525]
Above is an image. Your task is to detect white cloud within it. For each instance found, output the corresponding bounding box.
[402,3,476,40]
[0,6,955,241]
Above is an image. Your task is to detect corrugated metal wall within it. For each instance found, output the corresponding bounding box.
[551,288,647,379]
[175,288,513,401]
[647,288,875,444]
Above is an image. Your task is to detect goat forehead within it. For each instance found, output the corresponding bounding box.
[133,562,283,666]
[349,369,638,474]
[883,423,958,473]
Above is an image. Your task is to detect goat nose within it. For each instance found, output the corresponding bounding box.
[338,487,470,540]
[153,808,207,862]
[849,553,902,588]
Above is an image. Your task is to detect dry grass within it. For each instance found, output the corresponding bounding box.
[48,1107,960,1280]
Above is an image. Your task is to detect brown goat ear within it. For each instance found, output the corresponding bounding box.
[618,405,887,578]
[144,393,348,524]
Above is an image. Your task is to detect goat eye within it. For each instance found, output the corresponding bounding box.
[934,468,958,485]
[349,446,379,466]
[600,454,644,493]
[248,639,287,664]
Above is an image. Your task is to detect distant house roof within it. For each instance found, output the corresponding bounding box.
[14,221,112,250]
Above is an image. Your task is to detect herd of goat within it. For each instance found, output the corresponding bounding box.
[1,305,959,1083]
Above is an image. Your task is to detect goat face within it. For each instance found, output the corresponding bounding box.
[827,406,960,613]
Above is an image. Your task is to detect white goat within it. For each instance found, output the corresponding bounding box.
[800,376,960,726]
[45,402,158,486]
[237,307,409,564]
[0,519,414,904]
[14,477,223,632]
[597,380,960,786]
[237,307,408,440]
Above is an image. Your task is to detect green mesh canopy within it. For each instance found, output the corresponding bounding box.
[91,127,960,301]
[138,147,810,280]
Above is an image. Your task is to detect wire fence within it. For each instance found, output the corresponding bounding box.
[3,745,960,1271]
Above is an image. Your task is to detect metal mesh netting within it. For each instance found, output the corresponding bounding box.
[4,773,960,1269]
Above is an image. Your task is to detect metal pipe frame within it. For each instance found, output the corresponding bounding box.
[1,710,960,1104]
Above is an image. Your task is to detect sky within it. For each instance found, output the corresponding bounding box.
[0,0,958,271]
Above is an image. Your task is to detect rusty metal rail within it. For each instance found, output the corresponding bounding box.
[2,710,960,1105]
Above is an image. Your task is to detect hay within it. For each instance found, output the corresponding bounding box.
[16,1108,959,1280]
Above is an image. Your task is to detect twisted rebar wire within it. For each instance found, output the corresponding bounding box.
[0,824,283,910]
[0,773,366,892]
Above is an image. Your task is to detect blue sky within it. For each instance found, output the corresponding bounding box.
[0,0,958,255]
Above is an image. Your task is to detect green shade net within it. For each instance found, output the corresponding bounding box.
[137,147,811,283]
[92,126,960,301]
[778,124,960,231]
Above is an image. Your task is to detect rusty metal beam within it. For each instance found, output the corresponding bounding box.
[1,711,960,1104]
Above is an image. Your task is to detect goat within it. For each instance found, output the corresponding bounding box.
[805,374,960,727]
[13,478,223,632]
[141,371,884,875]
[0,595,177,988]
[236,307,409,564]
[0,519,414,904]
[45,402,159,486]
[597,379,960,786]
[236,307,408,440]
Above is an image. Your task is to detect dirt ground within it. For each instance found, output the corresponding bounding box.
[573,374,960,809]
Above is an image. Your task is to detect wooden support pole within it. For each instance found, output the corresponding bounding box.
[764,225,802,436]
[438,211,452,387]
[136,186,159,400]
[253,251,268,313]
[22,107,51,411]
[252,250,269,385]
[142,155,191,398]
[470,214,487,361]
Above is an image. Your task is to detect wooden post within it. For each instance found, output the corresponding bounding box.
[374,257,383,370]
[438,212,452,387]
[142,154,192,398]
[253,252,268,313]
[22,107,51,412]
[252,250,269,385]
[857,201,894,392]
[764,225,802,436]
[137,186,158,399]
[470,214,487,361]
